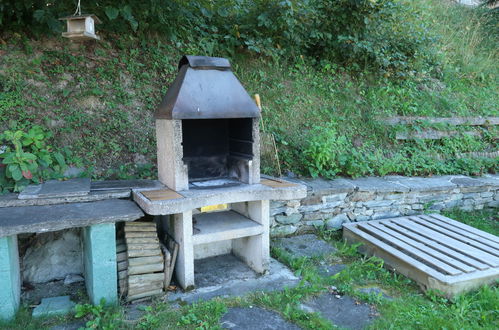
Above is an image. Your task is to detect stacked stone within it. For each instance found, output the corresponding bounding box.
[270,175,498,237]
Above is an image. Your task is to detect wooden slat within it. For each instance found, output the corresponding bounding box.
[260,179,296,188]
[369,222,476,273]
[383,221,489,270]
[358,223,463,275]
[422,215,499,250]
[127,221,156,227]
[124,226,157,232]
[396,130,481,140]
[413,216,499,258]
[126,243,160,250]
[117,260,128,272]
[127,249,161,258]
[400,219,499,267]
[141,189,184,201]
[116,244,127,253]
[117,251,127,262]
[428,214,499,244]
[128,282,164,297]
[128,263,164,275]
[118,270,128,280]
[127,289,163,302]
[124,231,157,238]
[126,237,159,244]
[129,273,165,284]
[128,255,164,267]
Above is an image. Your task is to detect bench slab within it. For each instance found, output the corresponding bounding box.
[0,199,144,238]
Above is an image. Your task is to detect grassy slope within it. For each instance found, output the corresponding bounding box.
[0,0,497,180]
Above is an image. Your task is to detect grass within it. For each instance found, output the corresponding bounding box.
[1,209,497,329]
[0,1,497,183]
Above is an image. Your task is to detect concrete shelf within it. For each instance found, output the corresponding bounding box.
[192,210,264,245]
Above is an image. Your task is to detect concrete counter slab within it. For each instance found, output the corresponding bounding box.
[133,181,307,215]
[0,199,144,238]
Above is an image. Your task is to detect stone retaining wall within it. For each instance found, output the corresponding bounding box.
[270,175,498,237]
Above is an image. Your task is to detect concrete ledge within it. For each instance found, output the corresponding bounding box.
[133,182,307,215]
[0,199,144,238]
[269,175,498,236]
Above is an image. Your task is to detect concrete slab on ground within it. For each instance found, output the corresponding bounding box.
[220,307,300,330]
[272,234,337,258]
[301,293,376,330]
[167,255,299,303]
[32,295,75,318]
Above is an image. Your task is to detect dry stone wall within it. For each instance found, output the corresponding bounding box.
[270,175,498,237]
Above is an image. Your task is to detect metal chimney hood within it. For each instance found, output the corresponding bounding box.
[155,55,260,120]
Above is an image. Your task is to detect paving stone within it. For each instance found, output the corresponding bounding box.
[220,307,300,330]
[301,293,375,329]
[0,199,144,238]
[273,234,336,258]
[32,296,75,318]
[317,264,346,277]
[19,178,91,200]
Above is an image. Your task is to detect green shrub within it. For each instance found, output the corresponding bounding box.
[1,0,436,75]
[0,124,67,192]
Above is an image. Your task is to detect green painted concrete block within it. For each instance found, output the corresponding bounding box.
[0,235,20,321]
[83,223,117,306]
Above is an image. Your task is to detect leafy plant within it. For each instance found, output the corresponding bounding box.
[0,125,67,192]
[74,298,123,330]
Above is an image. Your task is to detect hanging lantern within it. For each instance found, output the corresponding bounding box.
[59,0,101,41]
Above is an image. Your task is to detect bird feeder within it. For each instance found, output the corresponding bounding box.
[59,14,101,41]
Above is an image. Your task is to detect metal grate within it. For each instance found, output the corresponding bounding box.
[343,214,499,297]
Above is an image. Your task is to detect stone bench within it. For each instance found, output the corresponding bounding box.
[0,199,144,320]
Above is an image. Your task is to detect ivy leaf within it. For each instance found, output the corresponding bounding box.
[105,6,119,20]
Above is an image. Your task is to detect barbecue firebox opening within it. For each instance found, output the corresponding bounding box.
[182,118,254,182]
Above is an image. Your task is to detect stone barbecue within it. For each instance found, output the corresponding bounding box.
[133,55,306,289]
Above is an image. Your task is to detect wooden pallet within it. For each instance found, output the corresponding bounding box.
[343,214,499,297]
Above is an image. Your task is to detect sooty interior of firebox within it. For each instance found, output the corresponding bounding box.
[182,118,253,181]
